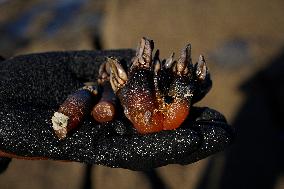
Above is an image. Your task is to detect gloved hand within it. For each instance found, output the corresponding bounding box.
[0,50,234,171]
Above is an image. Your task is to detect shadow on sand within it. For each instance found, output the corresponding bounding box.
[196,48,284,189]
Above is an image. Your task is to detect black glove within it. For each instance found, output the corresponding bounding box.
[0,50,234,171]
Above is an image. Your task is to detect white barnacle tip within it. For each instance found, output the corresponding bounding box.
[51,112,69,131]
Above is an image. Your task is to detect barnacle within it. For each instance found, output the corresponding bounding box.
[52,37,211,136]
[91,62,117,123]
[51,86,98,139]
[109,37,210,134]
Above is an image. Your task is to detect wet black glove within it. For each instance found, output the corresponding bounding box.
[0,50,234,171]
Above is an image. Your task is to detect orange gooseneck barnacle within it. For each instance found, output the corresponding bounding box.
[108,38,208,134]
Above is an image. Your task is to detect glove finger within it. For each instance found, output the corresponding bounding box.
[178,107,234,165]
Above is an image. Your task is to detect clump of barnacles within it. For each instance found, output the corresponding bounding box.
[52,37,211,139]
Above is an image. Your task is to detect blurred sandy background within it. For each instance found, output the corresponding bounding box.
[0,0,283,189]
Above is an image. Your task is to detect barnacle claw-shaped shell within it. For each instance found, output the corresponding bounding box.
[192,55,212,103]
[164,52,175,69]
[196,55,208,81]
[174,44,192,76]
[98,62,111,84]
[131,37,154,70]
[108,57,128,94]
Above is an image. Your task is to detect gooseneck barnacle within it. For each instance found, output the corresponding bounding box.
[51,37,212,136]
[103,37,210,134]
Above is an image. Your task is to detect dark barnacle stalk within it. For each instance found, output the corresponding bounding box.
[91,82,116,123]
[91,61,118,123]
[51,85,98,140]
